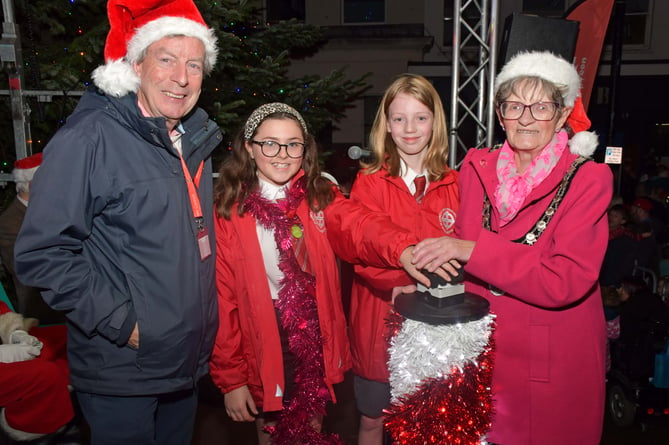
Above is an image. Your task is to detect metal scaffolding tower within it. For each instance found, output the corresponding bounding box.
[1,0,29,163]
[0,0,84,183]
[449,0,499,168]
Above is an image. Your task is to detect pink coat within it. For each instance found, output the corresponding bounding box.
[458,147,613,445]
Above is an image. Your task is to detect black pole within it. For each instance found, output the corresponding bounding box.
[608,0,625,197]
[608,0,625,145]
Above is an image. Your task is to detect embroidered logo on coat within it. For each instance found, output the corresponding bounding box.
[310,210,326,232]
[440,208,456,234]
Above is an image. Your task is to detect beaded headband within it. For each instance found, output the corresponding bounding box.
[243,102,308,140]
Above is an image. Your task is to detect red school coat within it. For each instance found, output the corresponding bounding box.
[328,167,459,382]
[458,147,613,445]
[208,174,351,412]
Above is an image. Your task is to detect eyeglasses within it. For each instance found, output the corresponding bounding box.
[498,101,560,121]
[251,140,305,158]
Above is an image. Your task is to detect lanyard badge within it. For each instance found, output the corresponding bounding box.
[179,156,211,261]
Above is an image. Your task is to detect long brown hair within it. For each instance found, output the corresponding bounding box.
[214,113,334,220]
[364,73,450,181]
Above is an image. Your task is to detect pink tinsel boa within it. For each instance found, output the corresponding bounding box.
[244,177,341,445]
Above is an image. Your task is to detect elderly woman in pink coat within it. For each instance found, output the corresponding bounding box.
[409,51,613,444]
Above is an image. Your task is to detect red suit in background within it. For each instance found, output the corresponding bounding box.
[0,301,72,440]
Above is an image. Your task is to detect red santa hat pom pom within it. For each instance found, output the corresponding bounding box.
[568,130,599,158]
[12,152,42,184]
[92,0,218,98]
[566,97,599,157]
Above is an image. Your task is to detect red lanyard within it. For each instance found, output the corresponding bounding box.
[179,154,204,228]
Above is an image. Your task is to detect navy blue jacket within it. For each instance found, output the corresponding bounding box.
[15,87,221,395]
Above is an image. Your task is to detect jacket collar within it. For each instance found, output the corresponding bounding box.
[77,87,219,161]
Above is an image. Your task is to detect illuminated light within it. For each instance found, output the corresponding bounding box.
[665,408,669,415]
[647,408,655,415]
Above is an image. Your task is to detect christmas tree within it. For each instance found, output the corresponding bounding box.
[2,0,369,166]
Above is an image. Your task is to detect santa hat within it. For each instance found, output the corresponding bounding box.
[495,51,598,157]
[632,197,653,212]
[91,0,218,98]
[12,152,42,184]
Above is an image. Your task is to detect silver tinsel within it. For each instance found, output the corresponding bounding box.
[388,313,496,402]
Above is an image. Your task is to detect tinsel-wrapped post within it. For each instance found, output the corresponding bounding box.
[385,310,495,444]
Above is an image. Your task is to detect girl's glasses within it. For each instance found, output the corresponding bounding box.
[251,140,305,158]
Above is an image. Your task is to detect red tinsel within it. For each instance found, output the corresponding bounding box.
[244,177,342,445]
[384,312,495,445]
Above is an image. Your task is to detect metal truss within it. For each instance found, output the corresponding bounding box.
[449,0,499,169]
[0,0,86,183]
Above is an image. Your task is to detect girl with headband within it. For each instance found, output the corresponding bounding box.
[209,102,350,444]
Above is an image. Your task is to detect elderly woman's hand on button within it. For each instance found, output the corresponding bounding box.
[410,236,472,276]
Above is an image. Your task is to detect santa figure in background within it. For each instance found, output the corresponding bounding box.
[0,301,73,441]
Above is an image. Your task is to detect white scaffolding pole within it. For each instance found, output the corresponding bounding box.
[0,0,85,184]
[449,0,499,168]
[1,0,29,161]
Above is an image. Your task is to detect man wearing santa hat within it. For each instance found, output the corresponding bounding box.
[14,1,221,444]
[0,153,65,325]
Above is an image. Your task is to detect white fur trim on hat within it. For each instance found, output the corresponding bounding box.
[568,130,599,157]
[126,16,217,69]
[12,165,39,185]
[495,51,581,107]
[92,16,218,98]
[91,59,140,99]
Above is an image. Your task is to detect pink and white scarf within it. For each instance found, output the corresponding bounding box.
[494,130,568,225]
